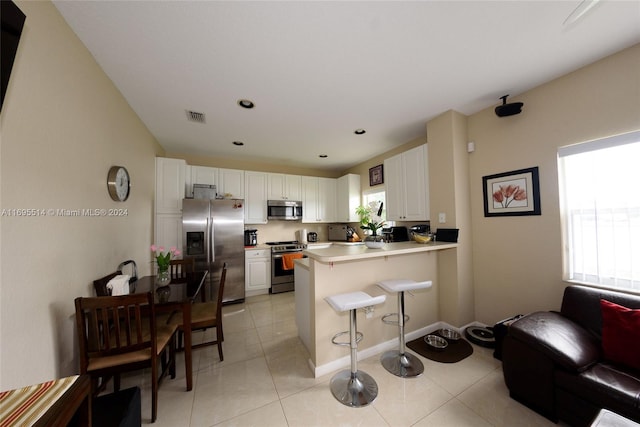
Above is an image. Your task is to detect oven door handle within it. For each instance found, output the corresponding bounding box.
[272,254,307,259]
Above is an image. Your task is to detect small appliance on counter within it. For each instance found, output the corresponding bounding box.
[381,226,410,242]
[244,229,258,246]
[307,232,318,242]
[409,224,430,234]
[295,229,308,244]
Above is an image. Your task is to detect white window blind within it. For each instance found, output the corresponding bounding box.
[558,131,640,291]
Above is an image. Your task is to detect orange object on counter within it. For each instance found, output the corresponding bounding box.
[282,253,303,270]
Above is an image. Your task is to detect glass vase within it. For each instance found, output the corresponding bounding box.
[156,268,171,287]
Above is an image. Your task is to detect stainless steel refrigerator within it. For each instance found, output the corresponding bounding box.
[182,198,245,304]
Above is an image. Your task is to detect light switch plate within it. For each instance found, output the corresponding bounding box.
[438,213,446,223]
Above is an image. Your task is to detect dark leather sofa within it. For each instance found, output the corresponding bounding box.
[501,285,640,426]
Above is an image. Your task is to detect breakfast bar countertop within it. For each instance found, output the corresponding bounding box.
[303,241,457,263]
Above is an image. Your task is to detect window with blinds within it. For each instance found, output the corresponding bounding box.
[558,131,640,291]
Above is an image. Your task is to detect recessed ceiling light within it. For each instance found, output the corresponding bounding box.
[237,99,255,109]
[354,129,366,135]
[233,141,244,146]
[319,154,328,158]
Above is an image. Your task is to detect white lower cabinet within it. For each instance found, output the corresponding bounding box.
[245,249,271,296]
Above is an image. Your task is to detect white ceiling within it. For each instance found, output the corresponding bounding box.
[53,1,640,172]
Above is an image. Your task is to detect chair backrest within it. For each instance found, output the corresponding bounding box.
[74,293,156,373]
[170,258,195,280]
[215,263,227,317]
[117,260,138,283]
[93,271,122,296]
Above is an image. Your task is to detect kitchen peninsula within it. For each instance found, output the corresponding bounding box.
[295,241,457,377]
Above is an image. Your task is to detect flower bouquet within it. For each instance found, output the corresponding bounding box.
[151,245,180,287]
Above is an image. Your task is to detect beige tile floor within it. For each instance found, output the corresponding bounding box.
[119,292,556,426]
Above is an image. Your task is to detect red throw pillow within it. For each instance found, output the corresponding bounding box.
[600,299,640,371]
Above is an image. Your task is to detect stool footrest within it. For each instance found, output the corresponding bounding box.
[331,331,363,346]
[381,312,410,325]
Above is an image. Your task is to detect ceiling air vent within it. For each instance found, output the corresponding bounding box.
[186,110,206,124]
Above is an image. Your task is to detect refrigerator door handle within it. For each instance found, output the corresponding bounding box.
[209,216,215,264]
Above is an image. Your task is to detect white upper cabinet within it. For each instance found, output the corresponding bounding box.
[244,171,268,224]
[267,174,302,201]
[156,157,186,214]
[336,174,361,222]
[302,176,337,223]
[384,144,430,221]
[188,165,218,198]
[218,168,245,199]
[154,214,182,255]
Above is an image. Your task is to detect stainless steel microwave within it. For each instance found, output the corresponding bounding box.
[267,200,302,220]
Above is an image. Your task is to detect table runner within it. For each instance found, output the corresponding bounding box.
[0,375,79,427]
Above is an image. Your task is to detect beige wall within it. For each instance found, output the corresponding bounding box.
[0,1,162,389]
[427,111,475,326]
[468,44,640,325]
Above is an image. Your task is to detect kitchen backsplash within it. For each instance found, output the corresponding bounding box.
[249,222,337,244]
[249,220,431,244]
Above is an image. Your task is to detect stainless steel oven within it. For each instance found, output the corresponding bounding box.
[267,241,305,294]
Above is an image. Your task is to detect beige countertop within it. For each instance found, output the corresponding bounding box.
[244,244,270,251]
[303,241,457,263]
[294,257,310,269]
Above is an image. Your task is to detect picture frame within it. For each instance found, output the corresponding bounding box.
[369,164,384,186]
[482,167,541,217]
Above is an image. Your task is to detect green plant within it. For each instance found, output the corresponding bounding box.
[356,202,385,236]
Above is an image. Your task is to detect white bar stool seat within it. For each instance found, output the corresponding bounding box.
[324,291,386,407]
[377,279,433,378]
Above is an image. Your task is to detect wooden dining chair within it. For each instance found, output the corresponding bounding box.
[169,263,226,361]
[169,258,205,302]
[169,258,194,280]
[74,292,178,423]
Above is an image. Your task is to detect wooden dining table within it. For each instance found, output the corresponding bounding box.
[131,270,207,392]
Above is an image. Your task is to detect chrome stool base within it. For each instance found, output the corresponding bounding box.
[329,370,379,407]
[380,350,424,378]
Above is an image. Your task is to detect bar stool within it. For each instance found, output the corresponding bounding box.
[325,291,386,407]
[376,279,433,378]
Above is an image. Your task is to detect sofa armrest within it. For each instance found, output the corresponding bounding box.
[509,311,601,372]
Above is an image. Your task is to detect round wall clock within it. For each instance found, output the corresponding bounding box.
[107,166,130,201]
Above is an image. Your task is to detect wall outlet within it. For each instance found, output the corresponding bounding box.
[438,213,446,223]
[364,306,374,319]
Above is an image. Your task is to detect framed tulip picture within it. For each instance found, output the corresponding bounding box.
[369,164,384,186]
[482,167,541,217]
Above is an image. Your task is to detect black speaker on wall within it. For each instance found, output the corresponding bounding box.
[1,0,26,113]
[495,95,524,117]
